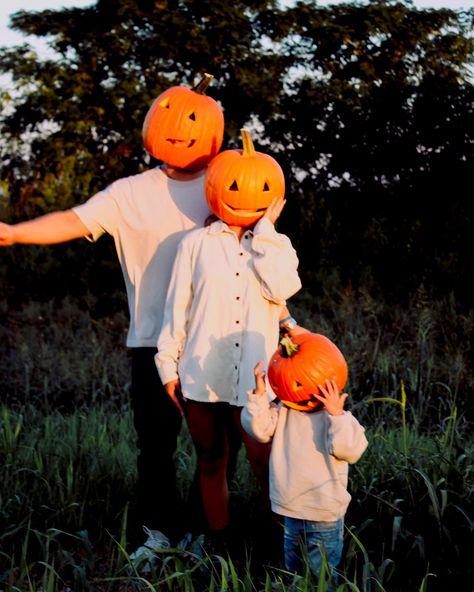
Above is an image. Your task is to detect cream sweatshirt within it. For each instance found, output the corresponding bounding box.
[241,393,368,522]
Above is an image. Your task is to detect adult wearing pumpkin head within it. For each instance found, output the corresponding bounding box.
[156,129,302,555]
[0,74,228,562]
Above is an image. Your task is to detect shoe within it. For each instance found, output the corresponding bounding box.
[188,533,207,559]
[193,530,228,559]
[174,532,207,562]
[128,526,171,574]
[176,531,193,551]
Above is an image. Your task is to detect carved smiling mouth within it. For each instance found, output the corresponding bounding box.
[166,139,196,148]
[283,399,321,412]
[222,202,267,216]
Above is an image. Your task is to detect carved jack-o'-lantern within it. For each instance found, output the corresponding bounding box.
[205,128,285,227]
[268,333,348,412]
[142,73,224,171]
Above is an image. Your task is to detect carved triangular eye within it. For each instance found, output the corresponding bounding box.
[229,180,239,191]
[189,112,196,121]
[294,381,303,390]
[159,98,170,109]
[263,181,270,192]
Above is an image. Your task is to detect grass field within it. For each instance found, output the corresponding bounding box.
[1,284,472,591]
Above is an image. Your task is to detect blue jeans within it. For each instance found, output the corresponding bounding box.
[283,516,344,577]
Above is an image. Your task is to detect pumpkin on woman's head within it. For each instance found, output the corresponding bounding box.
[268,333,348,412]
[142,73,224,171]
[205,128,285,227]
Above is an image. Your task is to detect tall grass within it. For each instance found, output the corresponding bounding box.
[2,402,469,590]
[1,283,472,591]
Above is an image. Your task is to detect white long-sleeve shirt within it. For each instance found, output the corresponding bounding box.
[156,217,302,406]
[241,393,368,522]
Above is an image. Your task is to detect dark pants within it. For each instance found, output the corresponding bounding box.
[130,347,184,539]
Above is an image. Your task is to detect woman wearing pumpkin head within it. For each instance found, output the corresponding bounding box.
[241,335,368,584]
[156,129,302,554]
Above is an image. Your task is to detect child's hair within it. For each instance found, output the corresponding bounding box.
[204,213,219,226]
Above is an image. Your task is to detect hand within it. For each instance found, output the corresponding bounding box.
[313,379,348,416]
[253,361,267,397]
[164,378,186,416]
[263,196,286,225]
[0,222,15,247]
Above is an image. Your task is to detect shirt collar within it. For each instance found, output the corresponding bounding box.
[208,219,254,237]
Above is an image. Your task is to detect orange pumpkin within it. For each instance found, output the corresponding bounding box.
[268,333,348,412]
[205,128,285,227]
[142,73,224,171]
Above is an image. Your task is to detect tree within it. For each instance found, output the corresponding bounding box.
[0,0,289,303]
[267,1,474,301]
[1,0,473,302]
[0,0,289,215]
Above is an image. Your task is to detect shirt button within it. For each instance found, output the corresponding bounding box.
[236,272,240,276]
[235,343,239,347]
[235,365,238,370]
[245,234,249,239]
[235,320,240,324]
[240,252,244,256]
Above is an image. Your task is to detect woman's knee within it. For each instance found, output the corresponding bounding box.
[198,452,227,476]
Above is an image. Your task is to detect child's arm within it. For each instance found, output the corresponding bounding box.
[241,361,280,443]
[251,197,302,304]
[314,379,368,463]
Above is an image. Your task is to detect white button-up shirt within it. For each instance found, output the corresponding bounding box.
[156,217,302,406]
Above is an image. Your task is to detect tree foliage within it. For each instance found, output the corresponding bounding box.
[0,0,473,303]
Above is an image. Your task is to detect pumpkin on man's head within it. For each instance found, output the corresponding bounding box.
[205,128,285,227]
[142,73,224,171]
[268,333,348,412]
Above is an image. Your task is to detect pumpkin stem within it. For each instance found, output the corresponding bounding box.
[193,73,214,94]
[241,128,256,158]
[280,336,299,358]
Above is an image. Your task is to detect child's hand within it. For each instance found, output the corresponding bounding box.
[313,379,348,416]
[253,361,267,396]
[263,196,286,225]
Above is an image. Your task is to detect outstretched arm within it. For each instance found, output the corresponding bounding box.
[0,210,90,246]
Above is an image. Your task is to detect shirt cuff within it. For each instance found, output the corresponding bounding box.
[327,410,349,423]
[156,363,179,386]
[246,391,271,412]
[253,216,276,236]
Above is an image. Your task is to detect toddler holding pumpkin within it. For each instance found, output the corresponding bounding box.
[155,129,302,553]
[241,337,368,582]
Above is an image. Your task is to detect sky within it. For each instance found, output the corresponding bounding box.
[1,0,474,55]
